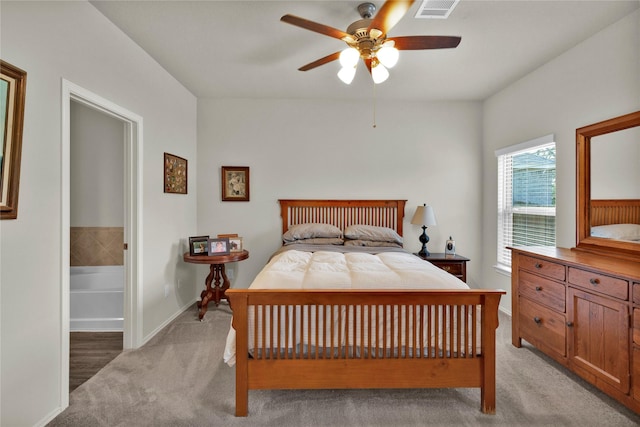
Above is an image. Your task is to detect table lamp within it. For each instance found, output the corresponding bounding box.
[410,204,437,257]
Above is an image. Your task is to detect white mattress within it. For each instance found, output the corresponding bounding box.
[223,248,471,366]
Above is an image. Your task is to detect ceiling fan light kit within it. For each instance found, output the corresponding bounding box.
[281,0,461,86]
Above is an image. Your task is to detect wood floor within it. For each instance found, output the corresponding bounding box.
[69,331,123,393]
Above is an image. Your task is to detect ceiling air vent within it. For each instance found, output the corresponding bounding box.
[414,0,460,19]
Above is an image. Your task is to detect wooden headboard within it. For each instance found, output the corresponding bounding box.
[590,199,640,226]
[279,200,407,236]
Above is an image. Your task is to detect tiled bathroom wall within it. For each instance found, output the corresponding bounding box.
[70,227,124,266]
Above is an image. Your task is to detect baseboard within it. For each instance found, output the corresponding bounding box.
[141,298,197,346]
[70,317,123,332]
[499,306,512,317]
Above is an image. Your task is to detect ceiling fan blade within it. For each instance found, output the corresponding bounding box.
[390,35,462,50]
[368,0,415,36]
[298,51,341,71]
[281,14,352,41]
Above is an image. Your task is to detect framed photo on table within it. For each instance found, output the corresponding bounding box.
[218,233,242,252]
[207,237,230,256]
[188,235,209,256]
[221,166,249,201]
[228,237,243,252]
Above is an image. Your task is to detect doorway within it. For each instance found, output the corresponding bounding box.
[61,79,142,406]
[69,100,125,391]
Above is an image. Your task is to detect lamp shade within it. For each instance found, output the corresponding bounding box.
[377,45,399,68]
[339,47,360,68]
[371,63,389,84]
[411,204,437,226]
[337,65,357,84]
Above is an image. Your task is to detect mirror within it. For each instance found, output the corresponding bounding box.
[576,110,640,259]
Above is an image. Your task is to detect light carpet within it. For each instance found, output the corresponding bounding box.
[49,303,640,426]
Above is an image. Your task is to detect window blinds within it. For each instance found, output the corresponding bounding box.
[496,137,556,269]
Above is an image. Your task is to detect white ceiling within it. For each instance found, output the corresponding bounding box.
[90,0,639,101]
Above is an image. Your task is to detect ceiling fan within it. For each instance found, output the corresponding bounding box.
[281,0,461,84]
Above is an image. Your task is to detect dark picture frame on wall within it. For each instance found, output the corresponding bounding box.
[207,237,230,256]
[164,152,187,194]
[188,235,209,256]
[1,60,27,220]
[221,166,249,201]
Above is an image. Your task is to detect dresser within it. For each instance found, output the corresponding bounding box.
[510,246,640,413]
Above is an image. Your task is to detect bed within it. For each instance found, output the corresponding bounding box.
[590,199,640,242]
[224,199,505,416]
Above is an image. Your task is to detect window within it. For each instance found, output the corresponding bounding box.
[496,135,556,271]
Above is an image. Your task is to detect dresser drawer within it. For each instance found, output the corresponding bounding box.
[519,270,565,312]
[432,262,463,276]
[519,296,566,357]
[634,283,640,305]
[568,267,629,300]
[519,255,566,282]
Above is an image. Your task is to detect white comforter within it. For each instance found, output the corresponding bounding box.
[223,248,470,365]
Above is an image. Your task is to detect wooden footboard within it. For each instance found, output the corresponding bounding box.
[226,289,505,416]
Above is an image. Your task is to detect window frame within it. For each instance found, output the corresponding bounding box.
[495,134,556,273]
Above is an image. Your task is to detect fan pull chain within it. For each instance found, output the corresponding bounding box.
[372,81,377,128]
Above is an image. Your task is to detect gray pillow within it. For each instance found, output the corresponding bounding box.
[344,239,402,248]
[344,224,403,245]
[283,223,342,242]
[284,237,345,246]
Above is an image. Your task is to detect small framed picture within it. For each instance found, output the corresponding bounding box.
[189,235,209,256]
[221,166,249,201]
[164,152,188,194]
[228,237,243,252]
[207,237,230,256]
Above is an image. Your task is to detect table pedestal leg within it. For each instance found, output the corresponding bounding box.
[196,263,230,320]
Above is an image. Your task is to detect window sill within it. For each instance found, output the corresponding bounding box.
[493,264,511,277]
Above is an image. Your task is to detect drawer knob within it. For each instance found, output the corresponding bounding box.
[443,266,451,272]
[589,278,600,286]
[535,286,542,292]
[535,263,543,269]
[533,317,541,324]
[566,321,574,327]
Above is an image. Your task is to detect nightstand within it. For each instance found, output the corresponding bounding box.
[416,253,469,283]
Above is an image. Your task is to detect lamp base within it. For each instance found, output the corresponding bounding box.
[418,226,430,257]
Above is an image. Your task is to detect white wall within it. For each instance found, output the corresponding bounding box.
[197,98,483,291]
[0,2,198,426]
[482,10,640,314]
[71,101,124,227]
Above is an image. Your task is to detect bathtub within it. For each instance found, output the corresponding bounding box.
[70,265,124,331]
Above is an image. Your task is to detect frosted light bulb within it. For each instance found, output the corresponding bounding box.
[339,48,359,67]
[337,66,356,84]
[377,46,399,68]
[371,63,389,84]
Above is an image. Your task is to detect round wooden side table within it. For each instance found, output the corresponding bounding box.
[183,250,249,320]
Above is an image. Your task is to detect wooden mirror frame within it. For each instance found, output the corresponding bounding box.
[576,110,640,259]
[0,60,27,220]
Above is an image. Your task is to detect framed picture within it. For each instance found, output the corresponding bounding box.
[221,166,249,201]
[228,237,243,252]
[164,152,187,194]
[207,237,230,256]
[188,235,209,256]
[1,60,27,220]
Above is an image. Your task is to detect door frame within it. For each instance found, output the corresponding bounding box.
[60,79,143,405]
